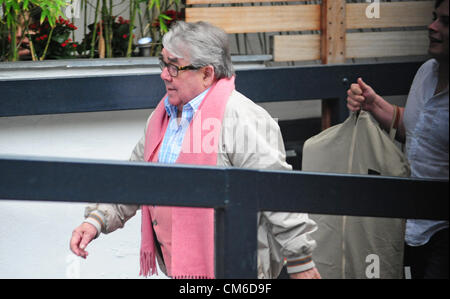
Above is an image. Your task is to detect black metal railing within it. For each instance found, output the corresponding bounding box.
[1,60,447,278]
[0,155,447,278]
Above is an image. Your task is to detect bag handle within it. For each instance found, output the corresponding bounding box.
[348,110,361,173]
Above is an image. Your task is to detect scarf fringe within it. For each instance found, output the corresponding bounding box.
[139,250,158,277]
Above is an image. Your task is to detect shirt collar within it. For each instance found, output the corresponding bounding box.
[164,88,210,118]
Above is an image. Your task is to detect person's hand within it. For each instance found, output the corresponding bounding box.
[289,267,321,279]
[70,222,98,259]
[346,78,379,112]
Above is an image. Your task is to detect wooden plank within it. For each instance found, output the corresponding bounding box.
[185,5,321,33]
[273,34,320,62]
[321,0,346,65]
[321,0,346,130]
[272,30,428,62]
[347,1,434,29]
[186,0,300,4]
[346,30,429,58]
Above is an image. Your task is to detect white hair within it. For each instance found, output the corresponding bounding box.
[162,21,235,79]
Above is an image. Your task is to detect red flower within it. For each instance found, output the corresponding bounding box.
[165,10,176,18]
[61,43,67,47]
[72,44,78,48]
[122,34,128,39]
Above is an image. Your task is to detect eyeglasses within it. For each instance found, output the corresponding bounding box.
[158,56,200,77]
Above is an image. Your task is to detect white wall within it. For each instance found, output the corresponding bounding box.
[0,108,171,278]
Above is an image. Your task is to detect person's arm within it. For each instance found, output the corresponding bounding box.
[347,78,405,142]
[262,212,320,279]
[70,222,97,259]
[70,114,152,259]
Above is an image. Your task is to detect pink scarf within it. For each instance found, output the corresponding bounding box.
[140,76,235,279]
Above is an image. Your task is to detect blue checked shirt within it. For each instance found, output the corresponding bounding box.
[158,89,210,164]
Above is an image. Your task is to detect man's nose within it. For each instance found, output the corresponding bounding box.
[160,66,172,81]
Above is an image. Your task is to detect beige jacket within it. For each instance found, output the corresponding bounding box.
[85,90,317,278]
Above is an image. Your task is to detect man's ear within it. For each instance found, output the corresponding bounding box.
[203,65,215,87]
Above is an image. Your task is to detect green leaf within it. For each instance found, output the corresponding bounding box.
[23,0,30,10]
[159,14,172,21]
[40,10,48,25]
[148,0,160,11]
[11,1,20,12]
[6,14,12,28]
[159,16,167,33]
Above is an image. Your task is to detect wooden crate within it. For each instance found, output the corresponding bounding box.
[185,0,433,61]
[272,1,433,62]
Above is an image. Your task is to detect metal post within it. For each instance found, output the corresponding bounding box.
[215,169,258,278]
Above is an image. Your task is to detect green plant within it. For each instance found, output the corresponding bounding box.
[1,0,185,61]
[0,0,68,61]
[78,15,135,58]
[141,0,183,56]
[29,16,79,60]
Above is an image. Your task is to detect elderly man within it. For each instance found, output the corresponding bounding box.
[347,0,448,279]
[70,21,320,279]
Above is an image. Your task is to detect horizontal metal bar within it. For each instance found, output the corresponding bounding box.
[252,168,448,220]
[0,61,423,117]
[236,61,423,102]
[1,155,447,221]
[0,155,228,207]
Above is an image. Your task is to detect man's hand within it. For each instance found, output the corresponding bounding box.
[346,78,379,112]
[289,267,321,279]
[70,222,98,259]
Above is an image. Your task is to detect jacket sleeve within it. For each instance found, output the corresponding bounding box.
[262,212,317,274]
[221,92,317,275]
[83,114,152,236]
